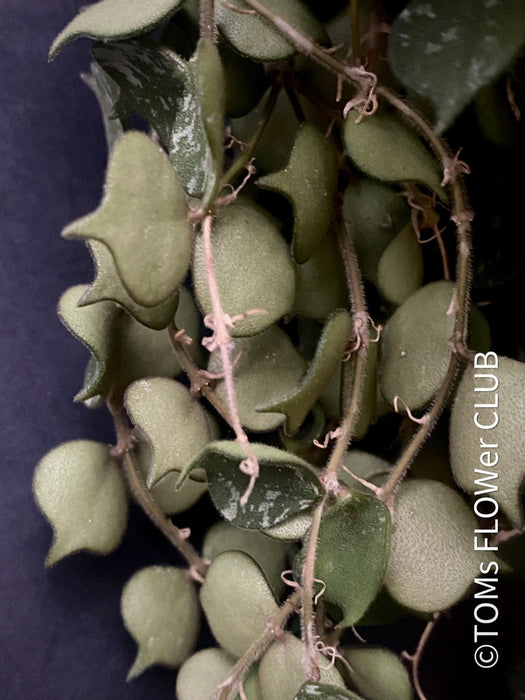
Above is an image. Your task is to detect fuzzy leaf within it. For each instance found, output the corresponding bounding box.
[339,450,391,494]
[207,326,307,432]
[81,62,123,153]
[220,40,268,118]
[215,0,328,62]
[93,41,209,197]
[263,512,313,541]
[343,110,444,198]
[259,310,351,434]
[376,223,423,306]
[178,441,324,529]
[313,492,391,628]
[342,647,412,700]
[296,683,364,699]
[58,285,118,401]
[193,201,295,336]
[450,356,525,528]
[200,551,278,657]
[33,441,127,566]
[389,0,525,133]
[49,0,185,60]
[125,378,214,487]
[63,131,190,307]
[385,480,483,612]
[121,566,200,679]
[177,648,262,700]
[258,123,338,263]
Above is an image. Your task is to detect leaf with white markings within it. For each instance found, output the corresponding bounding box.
[81,62,123,153]
[295,683,364,699]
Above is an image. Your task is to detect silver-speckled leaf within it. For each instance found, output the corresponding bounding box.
[296,683,364,699]
[81,62,123,153]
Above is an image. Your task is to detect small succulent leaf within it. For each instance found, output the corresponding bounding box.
[450,356,525,528]
[125,378,214,486]
[279,402,327,462]
[295,683,364,699]
[379,280,455,410]
[58,284,118,401]
[49,0,185,60]
[259,634,345,700]
[200,551,279,657]
[93,41,209,197]
[263,511,313,541]
[215,0,328,62]
[62,131,190,307]
[82,240,180,330]
[385,480,483,612]
[220,40,268,118]
[389,0,525,133]
[339,450,391,494]
[342,180,410,286]
[178,441,324,529]
[376,223,423,306]
[193,201,295,336]
[203,520,290,599]
[342,646,413,700]
[121,566,200,679]
[259,310,351,434]
[207,325,307,432]
[343,110,445,198]
[258,123,338,263]
[313,492,391,628]
[342,332,379,440]
[177,648,262,700]
[80,62,123,153]
[33,440,128,566]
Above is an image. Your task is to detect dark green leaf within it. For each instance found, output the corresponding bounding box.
[295,682,364,699]
[81,62,123,153]
[220,40,268,117]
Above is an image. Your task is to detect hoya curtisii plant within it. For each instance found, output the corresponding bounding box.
[34,0,525,698]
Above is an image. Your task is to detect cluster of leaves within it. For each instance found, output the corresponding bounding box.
[35,0,525,699]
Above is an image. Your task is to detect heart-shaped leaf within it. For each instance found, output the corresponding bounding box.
[63,131,190,307]
[389,0,525,133]
[344,110,444,198]
[341,646,412,700]
[178,441,324,529]
[177,648,262,700]
[49,0,185,60]
[296,683,364,700]
[121,566,200,678]
[200,551,278,657]
[125,378,214,486]
[207,325,307,432]
[376,223,423,306]
[258,123,338,263]
[450,356,525,528]
[81,62,123,153]
[312,492,391,628]
[33,441,127,566]
[193,201,295,336]
[259,310,351,434]
[215,0,328,62]
[385,479,483,612]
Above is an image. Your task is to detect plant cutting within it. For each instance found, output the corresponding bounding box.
[34,0,525,698]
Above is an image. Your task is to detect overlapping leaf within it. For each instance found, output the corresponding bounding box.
[296,683,364,700]
[81,62,123,153]
[342,647,412,700]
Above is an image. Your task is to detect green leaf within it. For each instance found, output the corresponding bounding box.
[63,131,190,307]
[81,62,123,153]
[341,646,412,700]
[389,0,525,133]
[192,201,295,336]
[125,378,214,486]
[49,0,185,60]
[93,41,209,197]
[215,0,328,62]
[200,551,279,657]
[220,40,268,118]
[121,566,200,678]
[58,285,118,401]
[384,479,483,612]
[258,123,338,263]
[343,110,445,198]
[312,492,391,628]
[379,280,455,410]
[339,450,391,494]
[207,325,307,432]
[33,440,127,566]
[259,310,351,434]
[263,512,313,541]
[296,683,364,699]
[259,634,345,700]
[450,356,525,528]
[177,648,262,700]
[279,402,327,462]
[178,441,324,529]
[376,223,423,306]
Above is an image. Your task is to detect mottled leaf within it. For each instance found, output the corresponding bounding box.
[81,62,123,153]
[376,223,423,306]
[121,566,200,678]
[259,123,338,263]
[259,310,351,434]
[193,201,295,336]
[33,441,127,566]
[342,646,412,700]
[63,131,190,307]
[296,683,363,699]
[49,0,185,60]
[389,0,525,132]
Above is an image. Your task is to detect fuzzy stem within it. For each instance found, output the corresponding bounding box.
[200,0,216,42]
[402,614,440,700]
